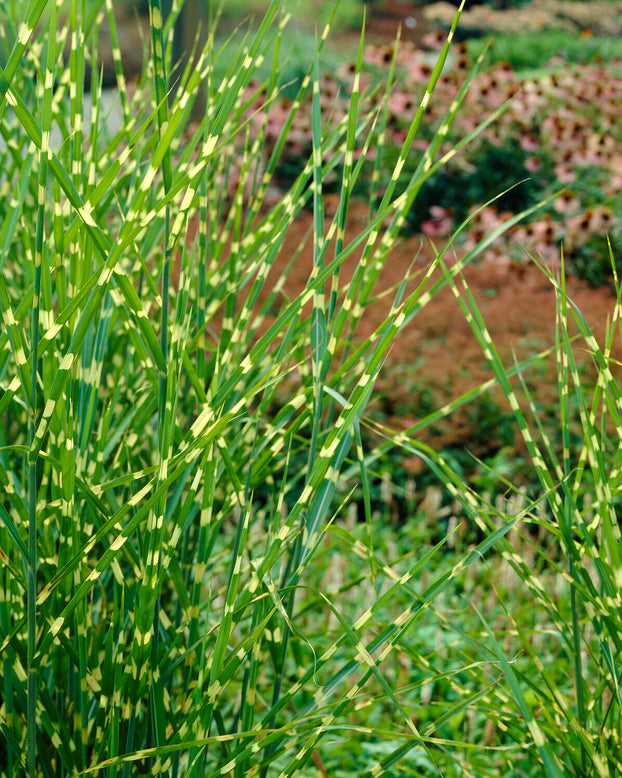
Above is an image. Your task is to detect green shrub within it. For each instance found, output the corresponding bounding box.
[468,29,622,72]
[398,137,553,232]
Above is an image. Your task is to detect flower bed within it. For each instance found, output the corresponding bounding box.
[242,30,622,285]
[424,0,622,38]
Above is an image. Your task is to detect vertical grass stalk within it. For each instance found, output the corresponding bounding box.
[26,1,58,773]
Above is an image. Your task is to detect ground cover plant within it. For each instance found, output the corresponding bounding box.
[0,0,621,777]
[467,27,622,72]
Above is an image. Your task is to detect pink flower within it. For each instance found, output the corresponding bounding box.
[492,61,517,82]
[364,44,394,67]
[554,164,576,184]
[422,28,446,51]
[422,206,454,237]
[520,134,539,152]
[387,90,416,117]
[587,205,614,233]
[406,60,433,84]
[564,210,596,251]
[553,190,581,215]
[389,128,408,146]
[524,155,543,172]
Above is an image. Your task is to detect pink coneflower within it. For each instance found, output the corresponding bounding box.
[512,217,562,268]
[468,204,504,231]
[492,61,517,82]
[608,154,622,189]
[554,163,576,184]
[586,133,616,153]
[519,79,547,109]
[460,229,486,254]
[320,74,339,100]
[565,210,595,251]
[454,43,471,74]
[364,44,395,67]
[421,205,454,237]
[479,244,507,266]
[352,146,376,162]
[283,127,309,155]
[553,190,581,215]
[389,128,408,146]
[336,61,357,81]
[599,114,618,134]
[387,89,416,117]
[521,215,558,246]
[422,28,446,51]
[454,114,481,135]
[511,224,533,248]
[536,215,559,245]
[538,243,562,269]
[538,73,561,98]
[587,205,614,233]
[520,133,540,152]
[394,41,418,68]
[407,60,433,83]
[437,73,456,89]
[565,118,590,145]
[504,81,521,99]
[524,155,543,172]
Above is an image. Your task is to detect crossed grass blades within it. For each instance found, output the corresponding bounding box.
[1,0,621,776]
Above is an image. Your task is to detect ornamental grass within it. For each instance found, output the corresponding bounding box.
[0,1,621,777]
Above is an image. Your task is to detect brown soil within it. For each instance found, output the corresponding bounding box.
[265,200,620,466]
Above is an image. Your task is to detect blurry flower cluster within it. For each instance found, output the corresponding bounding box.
[240,29,622,284]
[423,0,622,38]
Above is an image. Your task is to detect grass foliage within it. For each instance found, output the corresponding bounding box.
[1,0,621,776]
[468,28,622,73]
